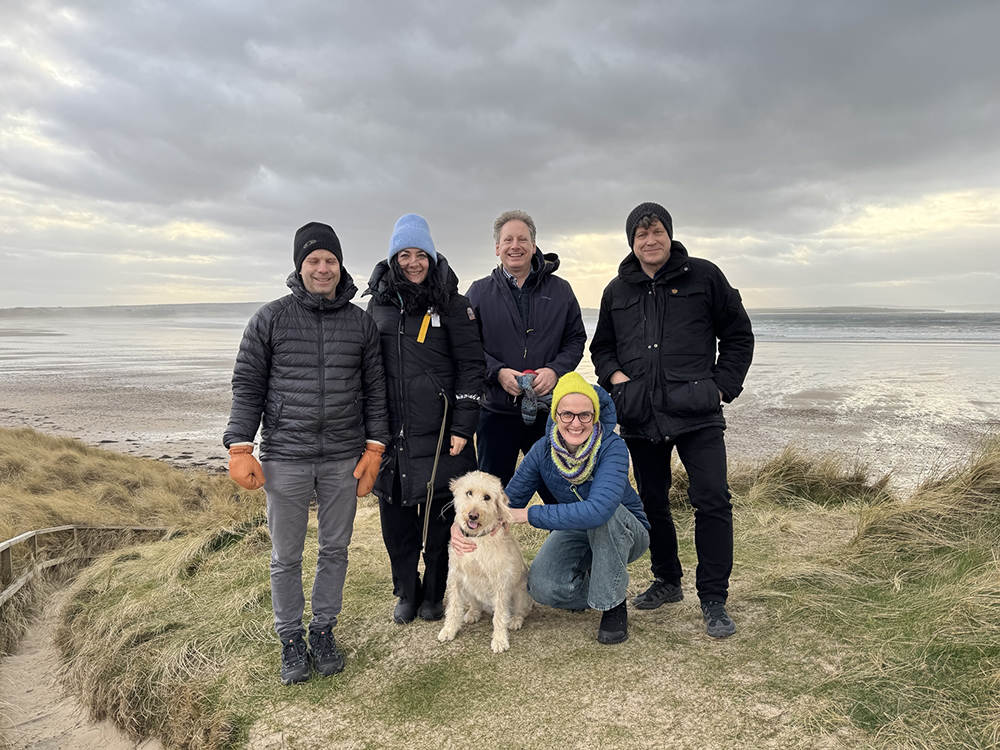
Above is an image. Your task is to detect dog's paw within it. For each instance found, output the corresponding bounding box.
[507,615,524,631]
[463,608,483,624]
[438,627,457,643]
[490,633,510,653]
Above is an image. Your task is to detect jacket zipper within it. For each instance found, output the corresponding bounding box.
[396,303,408,491]
[317,310,326,456]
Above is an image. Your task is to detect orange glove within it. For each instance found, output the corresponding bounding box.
[228,444,265,490]
[353,442,385,497]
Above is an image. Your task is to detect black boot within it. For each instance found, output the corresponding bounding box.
[597,601,629,645]
[279,633,311,685]
[308,625,345,676]
[632,578,683,610]
[393,596,420,624]
[418,599,444,621]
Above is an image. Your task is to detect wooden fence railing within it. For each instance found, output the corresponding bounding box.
[0,525,167,609]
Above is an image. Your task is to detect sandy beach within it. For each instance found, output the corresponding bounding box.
[3,305,999,490]
[1,338,997,491]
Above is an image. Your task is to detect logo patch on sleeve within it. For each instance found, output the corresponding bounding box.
[466,307,476,321]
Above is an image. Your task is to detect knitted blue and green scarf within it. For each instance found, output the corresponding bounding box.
[550,421,603,485]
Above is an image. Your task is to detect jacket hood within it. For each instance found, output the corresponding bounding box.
[286,268,357,310]
[535,247,560,278]
[363,252,460,302]
[617,240,690,283]
[491,247,560,287]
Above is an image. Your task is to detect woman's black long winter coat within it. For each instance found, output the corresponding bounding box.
[365,255,486,507]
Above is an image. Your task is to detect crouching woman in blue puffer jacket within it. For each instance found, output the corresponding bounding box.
[453,371,650,644]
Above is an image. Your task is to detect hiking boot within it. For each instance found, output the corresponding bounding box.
[393,597,420,624]
[279,633,311,685]
[701,600,736,638]
[597,601,629,645]
[308,625,345,676]
[418,600,444,621]
[632,578,683,610]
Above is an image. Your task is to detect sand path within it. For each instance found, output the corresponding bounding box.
[0,590,163,750]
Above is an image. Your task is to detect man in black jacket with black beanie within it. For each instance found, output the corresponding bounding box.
[224,221,390,683]
[590,202,753,638]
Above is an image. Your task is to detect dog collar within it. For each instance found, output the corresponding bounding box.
[460,522,501,538]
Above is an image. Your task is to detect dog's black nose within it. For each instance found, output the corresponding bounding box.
[468,511,479,521]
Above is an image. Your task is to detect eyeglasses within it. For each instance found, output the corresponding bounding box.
[556,410,594,425]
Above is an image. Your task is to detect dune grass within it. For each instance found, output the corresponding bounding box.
[4,427,1000,748]
[0,426,263,656]
[0,427,260,543]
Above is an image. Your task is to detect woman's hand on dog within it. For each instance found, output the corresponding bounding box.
[509,507,529,525]
[450,516,519,556]
[450,522,478,555]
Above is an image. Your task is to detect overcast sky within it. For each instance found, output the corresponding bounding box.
[2,1,998,310]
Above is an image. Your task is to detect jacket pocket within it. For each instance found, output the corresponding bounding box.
[610,294,644,349]
[610,378,651,431]
[665,378,721,418]
[261,393,285,442]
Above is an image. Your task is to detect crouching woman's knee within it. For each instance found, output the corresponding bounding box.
[527,565,580,609]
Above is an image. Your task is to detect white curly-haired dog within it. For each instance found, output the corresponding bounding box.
[438,470,533,653]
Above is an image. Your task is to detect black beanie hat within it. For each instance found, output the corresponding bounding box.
[626,202,673,247]
[293,222,343,272]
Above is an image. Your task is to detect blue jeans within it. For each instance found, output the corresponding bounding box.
[527,504,650,611]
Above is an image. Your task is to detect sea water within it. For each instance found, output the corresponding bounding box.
[1,304,998,482]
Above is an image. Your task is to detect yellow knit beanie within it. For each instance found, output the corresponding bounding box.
[550,371,600,423]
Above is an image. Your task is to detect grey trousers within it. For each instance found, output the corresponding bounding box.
[262,458,358,639]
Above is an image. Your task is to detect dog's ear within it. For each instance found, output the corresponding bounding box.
[449,474,464,493]
[497,488,514,527]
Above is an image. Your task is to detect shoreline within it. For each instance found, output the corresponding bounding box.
[1,373,994,492]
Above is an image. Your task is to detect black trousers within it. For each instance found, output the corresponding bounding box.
[379,475,456,606]
[625,426,733,603]
[475,408,557,504]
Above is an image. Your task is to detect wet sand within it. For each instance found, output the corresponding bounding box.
[0,377,231,471]
[0,350,995,492]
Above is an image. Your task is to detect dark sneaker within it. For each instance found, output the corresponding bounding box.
[279,633,311,685]
[632,578,684,610]
[308,626,345,676]
[701,600,736,638]
[418,600,444,621]
[393,597,419,624]
[597,601,629,645]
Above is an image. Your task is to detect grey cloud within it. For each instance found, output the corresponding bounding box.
[2,0,999,308]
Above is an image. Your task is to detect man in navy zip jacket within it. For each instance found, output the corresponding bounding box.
[590,202,754,638]
[466,210,587,504]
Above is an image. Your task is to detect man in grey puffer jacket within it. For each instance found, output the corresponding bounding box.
[224,221,389,684]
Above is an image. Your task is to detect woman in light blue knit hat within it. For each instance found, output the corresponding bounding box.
[364,214,486,624]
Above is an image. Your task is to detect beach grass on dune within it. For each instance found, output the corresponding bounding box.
[4,427,1000,748]
[0,426,263,655]
[0,427,260,543]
